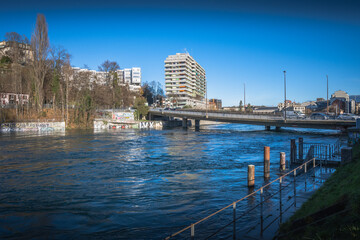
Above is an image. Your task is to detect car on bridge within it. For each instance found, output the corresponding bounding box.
[310,113,329,120]
[284,111,306,119]
[336,113,359,120]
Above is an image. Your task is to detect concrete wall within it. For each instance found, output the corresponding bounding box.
[0,122,65,132]
[94,120,163,130]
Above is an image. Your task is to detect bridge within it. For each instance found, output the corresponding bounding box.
[149,109,356,130]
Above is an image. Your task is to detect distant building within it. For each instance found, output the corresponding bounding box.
[316,98,325,102]
[0,41,33,64]
[278,100,305,113]
[277,100,292,111]
[1,92,29,106]
[350,95,360,103]
[209,99,222,110]
[71,67,141,92]
[165,53,206,108]
[121,67,141,92]
[330,90,350,113]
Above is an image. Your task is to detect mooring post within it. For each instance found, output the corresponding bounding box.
[264,146,270,179]
[299,138,303,160]
[280,152,286,170]
[290,139,296,164]
[248,165,255,188]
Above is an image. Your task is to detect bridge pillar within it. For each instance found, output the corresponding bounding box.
[195,119,200,131]
[299,138,304,160]
[275,126,281,131]
[265,126,271,131]
[264,146,270,179]
[182,118,188,129]
[148,113,152,121]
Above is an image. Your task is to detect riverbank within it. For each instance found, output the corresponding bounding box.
[278,143,360,239]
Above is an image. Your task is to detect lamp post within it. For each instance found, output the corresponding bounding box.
[326,75,329,114]
[284,71,287,122]
[244,83,246,112]
[206,81,208,118]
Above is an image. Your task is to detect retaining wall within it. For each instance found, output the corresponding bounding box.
[0,122,66,132]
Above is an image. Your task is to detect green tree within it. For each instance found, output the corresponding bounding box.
[133,97,149,120]
[239,100,243,112]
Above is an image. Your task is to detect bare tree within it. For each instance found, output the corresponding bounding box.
[98,60,120,107]
[49,45,68,112]
[31,13,50,111]
[62,54,72,124]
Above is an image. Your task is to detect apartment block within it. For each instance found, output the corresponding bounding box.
[165,53,206,108]
[71,67,141,92]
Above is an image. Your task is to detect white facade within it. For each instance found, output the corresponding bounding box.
[164,53,206,108]
[71,66,141,92]
[1,93,29,106]
[0,41,33,64]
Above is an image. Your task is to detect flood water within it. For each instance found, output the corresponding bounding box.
[0,124,342,239]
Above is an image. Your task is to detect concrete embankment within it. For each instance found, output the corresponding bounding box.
[0,121,65,132]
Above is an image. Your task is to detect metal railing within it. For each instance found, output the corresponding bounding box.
[150,109,357,122]
[165,158,322,240]
[302,142,341,161]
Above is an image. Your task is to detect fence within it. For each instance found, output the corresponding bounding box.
[291,138,341,164]
[165,158,325,240]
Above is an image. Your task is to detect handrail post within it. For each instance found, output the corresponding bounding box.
[260,187,264,237]
[233,202,236,240]
[191,224,195,240]
[279,177,283,223]
[294,169,297,208]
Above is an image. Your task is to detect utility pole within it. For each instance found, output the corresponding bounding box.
[284,71,287,122]
[206,81,208,117]
[244,83,246,112]
[327,75,329,114]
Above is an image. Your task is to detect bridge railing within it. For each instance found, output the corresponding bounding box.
[151,109,357,123]
[164,158,323,240]
[151,109,285,121]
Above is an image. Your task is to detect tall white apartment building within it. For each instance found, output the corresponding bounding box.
[165,53,206,108]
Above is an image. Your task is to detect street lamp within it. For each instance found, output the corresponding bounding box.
[284,70,287,122]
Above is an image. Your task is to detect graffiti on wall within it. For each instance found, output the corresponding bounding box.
[0,122,65,132]
[112,112,135,122]
[139,121,163,129]
[93,120,163,130]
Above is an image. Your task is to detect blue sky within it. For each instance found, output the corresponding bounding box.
[1,0,360,106]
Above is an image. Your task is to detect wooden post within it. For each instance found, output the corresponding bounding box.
[280,152,286,170]
[290,139,296,164]
[299,138,303,160]
[264,146,270,179]
[248,165,255,187]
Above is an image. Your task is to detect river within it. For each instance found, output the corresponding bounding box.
[0,124,342,239]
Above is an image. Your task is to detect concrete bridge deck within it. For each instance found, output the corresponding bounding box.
[149,109,356,130]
